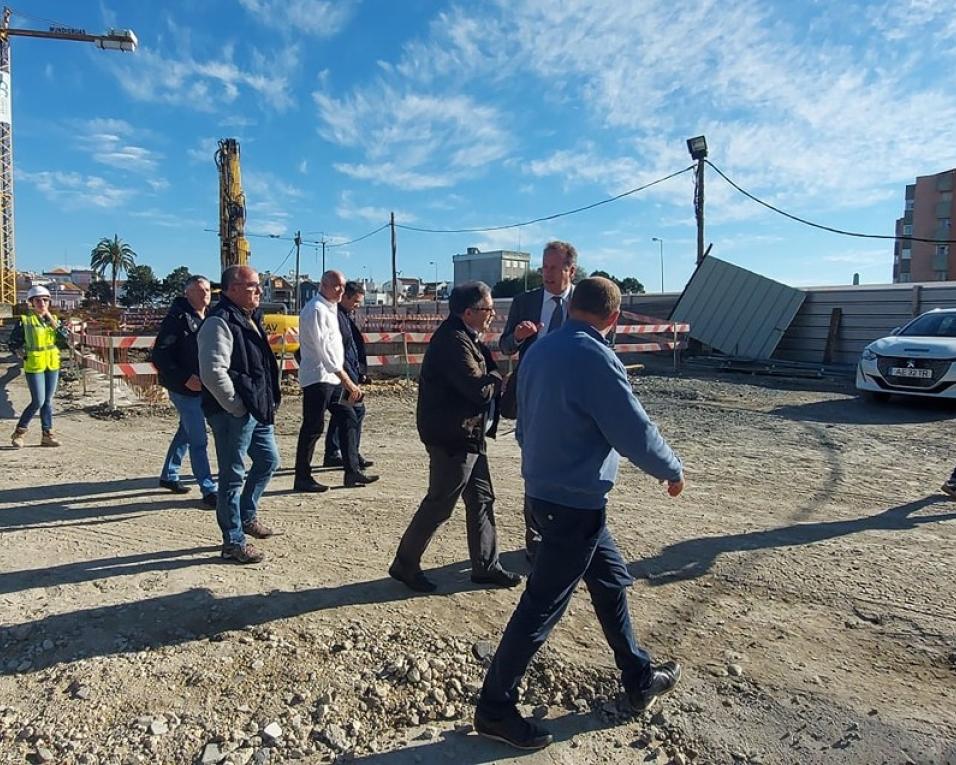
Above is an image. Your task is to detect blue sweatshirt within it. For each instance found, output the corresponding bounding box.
[516,319,683,509]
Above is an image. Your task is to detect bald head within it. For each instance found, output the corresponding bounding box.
[320,270,346,303]
[222,265,261,312]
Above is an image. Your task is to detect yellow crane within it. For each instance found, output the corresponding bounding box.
[0,6,137,313]
[216,136,299,354]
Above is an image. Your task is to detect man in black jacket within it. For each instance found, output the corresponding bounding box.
[389,282,521,593]
[198,266,281,565]
[323,280,374,470]
[153,275,217,508]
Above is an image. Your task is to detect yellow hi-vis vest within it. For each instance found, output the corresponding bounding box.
[20,312,61,373]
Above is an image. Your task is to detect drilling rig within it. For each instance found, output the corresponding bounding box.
[215,137,298,354]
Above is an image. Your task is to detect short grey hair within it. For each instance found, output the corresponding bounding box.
[184,274,209,291]
[543,240,578,267]
[449,281,491,315]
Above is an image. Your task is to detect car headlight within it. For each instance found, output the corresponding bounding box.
[861,348,877,361]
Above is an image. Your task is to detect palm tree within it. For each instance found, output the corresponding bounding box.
[90,235,137,307]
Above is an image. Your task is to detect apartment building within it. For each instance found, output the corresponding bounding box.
[893,169,954,282]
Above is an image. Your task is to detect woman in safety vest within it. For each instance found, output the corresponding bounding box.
[9,285,69,448]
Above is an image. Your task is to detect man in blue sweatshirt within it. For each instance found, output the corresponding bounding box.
[476,276,685,750]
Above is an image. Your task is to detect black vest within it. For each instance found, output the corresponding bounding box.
[202,295,281,425]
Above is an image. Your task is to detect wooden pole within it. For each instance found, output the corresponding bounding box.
[108,332,115,410]
[390,212,398,310]
[695,158,705,265]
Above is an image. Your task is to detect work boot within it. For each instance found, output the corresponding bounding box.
[11,427,27,449]
[41,431,61,447]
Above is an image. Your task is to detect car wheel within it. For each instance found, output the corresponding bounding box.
[865,391,891,403]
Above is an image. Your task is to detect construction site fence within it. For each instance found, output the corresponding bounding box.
[64,316,689,406]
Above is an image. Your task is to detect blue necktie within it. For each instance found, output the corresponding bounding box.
[548,295,564,332]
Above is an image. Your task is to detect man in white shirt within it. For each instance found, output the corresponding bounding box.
[294,270,378,492]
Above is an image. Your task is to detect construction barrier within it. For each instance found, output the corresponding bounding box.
[67,317,689,398]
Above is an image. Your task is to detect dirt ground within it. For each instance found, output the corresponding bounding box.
[1,353,955,765]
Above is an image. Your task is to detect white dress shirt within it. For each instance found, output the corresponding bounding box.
[539,285,572,337]
[298,293,344,388]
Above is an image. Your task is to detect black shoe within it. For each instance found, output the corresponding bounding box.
[941,481,956,499]
[474,708,553,750]
[201,492,217,509]
[359,457,375,469]
[344,472,379,488]
[159,479,190,494]
[628,661,682,711]
[388,561,436,593]
[322,455,344,468]
[293,478,329,493]
[472,567,522,588]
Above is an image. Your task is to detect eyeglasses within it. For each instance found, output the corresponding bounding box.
[471,306,495,312]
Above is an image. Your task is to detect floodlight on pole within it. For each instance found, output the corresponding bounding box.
[651,237,664,292]
[686,135,707,264]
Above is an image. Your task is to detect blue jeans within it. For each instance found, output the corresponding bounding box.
[208,411,280,547]
[160,391,217,496]
[478,498,652,718]
[17,369,59,432]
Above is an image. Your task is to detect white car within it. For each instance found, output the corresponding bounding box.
[856,308,956,401]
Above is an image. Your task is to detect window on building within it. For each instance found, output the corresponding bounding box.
[905,198,914,211]
[901,247,912,259]
[936,271,949,281]
[899,272,912,283]
[941,191,953,203]
[940,218,952,230]
[937,245,950,257]
[903,224,913,235]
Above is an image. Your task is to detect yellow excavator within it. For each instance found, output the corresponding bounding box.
[215,138,299,354]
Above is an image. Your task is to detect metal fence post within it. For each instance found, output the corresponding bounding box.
[108,332,115,410]
[402,332,410,381]
[673,324,679,373]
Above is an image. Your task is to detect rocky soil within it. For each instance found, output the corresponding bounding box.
[1,355,955,764]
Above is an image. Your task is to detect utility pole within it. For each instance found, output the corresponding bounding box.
[293,230,301,312]
[686,135,708,265]
[321,237,326,273]
[390,211,398,309]
[0,9,137,312]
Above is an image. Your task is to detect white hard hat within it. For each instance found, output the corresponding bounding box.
[27,285,52,300]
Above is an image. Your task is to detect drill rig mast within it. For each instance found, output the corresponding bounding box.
[215,138,251,272]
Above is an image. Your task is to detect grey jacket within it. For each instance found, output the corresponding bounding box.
[499,286,574,358]
[198,316,247,417]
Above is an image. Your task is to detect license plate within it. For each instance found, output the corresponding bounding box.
[890,367,933,378]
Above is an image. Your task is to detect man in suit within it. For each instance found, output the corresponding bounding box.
[499,240,578,560]
[389,281,521,593]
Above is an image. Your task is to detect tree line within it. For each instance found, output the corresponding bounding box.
[86,235,195,308]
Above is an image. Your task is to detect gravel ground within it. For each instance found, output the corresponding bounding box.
[1,355,954,765]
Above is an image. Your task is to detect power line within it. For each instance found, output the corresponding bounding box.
[325,223,390,248]
[271,243,296,275]
[394,165,696,234]
[706,160,956,244]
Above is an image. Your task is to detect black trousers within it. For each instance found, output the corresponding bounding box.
[478,498,651,718]
[294,382,361,480]
[394,446,500,575]
[325,401,366,460]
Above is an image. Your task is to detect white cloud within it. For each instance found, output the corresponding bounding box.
[380,0,956,223]
[75,119,162,174]
[188,137,221,164]
[130,208,204,228]
[244,171,304,200]
[314,86,511,190]
[109,42,299,112]
[19,170,135,209]
[335,191,413,225]
[237,0,358,37]
[298,159,309,175]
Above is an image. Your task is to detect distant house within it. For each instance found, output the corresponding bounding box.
[453,247,530,287]
[381,276,422,303]
[261,272,295,307]
[15,271,84,310]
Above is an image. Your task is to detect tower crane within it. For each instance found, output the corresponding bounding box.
[0,7,137,312]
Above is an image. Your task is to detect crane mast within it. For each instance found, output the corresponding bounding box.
[0,7,136,311]
[215,138,251,273]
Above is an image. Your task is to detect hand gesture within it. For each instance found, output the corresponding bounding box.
[513,320,541,343]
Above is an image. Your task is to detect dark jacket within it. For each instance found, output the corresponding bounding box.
[199,295,281,425]
[499,286,574,359]
[152,296,204,396]
[338,306,368,384]
[417,315,502,454]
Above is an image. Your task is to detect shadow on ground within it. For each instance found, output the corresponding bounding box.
[629,496,956,586]
[770,395,956,425]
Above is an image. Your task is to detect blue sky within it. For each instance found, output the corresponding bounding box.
[9,0,956,292]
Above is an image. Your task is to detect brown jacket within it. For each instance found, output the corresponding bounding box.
[416,315,502,454]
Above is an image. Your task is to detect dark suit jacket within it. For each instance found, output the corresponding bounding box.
[417,315,501,454]
[499,286,574,358]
